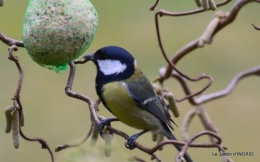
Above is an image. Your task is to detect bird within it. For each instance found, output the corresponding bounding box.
[83,46,193,162]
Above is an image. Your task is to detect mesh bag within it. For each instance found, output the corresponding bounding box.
[22,0,98,72]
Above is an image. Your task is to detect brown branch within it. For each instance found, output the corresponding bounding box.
[158,0,252,81]
[8,46,54,162]
[195,65,260,105]
[0,31,24,47]
[149,0,160,11]
[213,0,254,36]
[160,65,260,106]
[252,24,260,30]
[128,156,146,162]
[181,105,218,142]
[155,12,213,101]
[176,131,222,162]
[55,123,95,152]
[65,61,100,124]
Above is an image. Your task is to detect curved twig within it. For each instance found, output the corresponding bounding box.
[0,31,24,47]
[176,131,222,161]
[8,46,54,162]
[149,0,160,11]
[155,11,213,101]
[55,123,95,152]
[195,65,260,104]
[160,65,260,106]
[65,61,100,124]
[252,23,260,30]
[158,0,252,81]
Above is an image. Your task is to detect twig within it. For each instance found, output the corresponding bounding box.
[155,9,214,101]
[8,45,54,162]
[180,109,196,141]
[65,61,100,124]
[159,65,260,105]
[149,0,160,11]
[55,123,95,152]
[158,0,251,81]
[128,156,147,162]
[252,24,260,30]
[181,105,218,142]
[0,31,24,47]
[176,131,222,161]
[195,66,260,105]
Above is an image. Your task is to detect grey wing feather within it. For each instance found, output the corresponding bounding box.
[125,74,175,130]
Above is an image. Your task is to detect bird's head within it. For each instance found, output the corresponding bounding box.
[83,46,136,83]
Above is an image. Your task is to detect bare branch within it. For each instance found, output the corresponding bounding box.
[55,123,94,152]
[127,156,146,162]
[252,23,260,30]
[0,31,24,47]
[149,0,160,11]
[159,0,252,81]
[65,61,100,124]
[160,66,260,105]
[176,131,222,161]
[181,105,218,142]
[7,46,54,162]
[181,109,196,141]
[195,66,260,104]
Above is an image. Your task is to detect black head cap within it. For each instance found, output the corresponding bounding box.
[83,46,136,85]
[84,46,135,64]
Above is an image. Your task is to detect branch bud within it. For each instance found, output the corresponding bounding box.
[208,0,217,10]
[195,0,202,7]
[166,93,180,118]
[201,0,209,11]
[4,106,14,133]
[152,133,157,142]
[102,129,113,157]
[90,123,99,147]
[12,109,20,149]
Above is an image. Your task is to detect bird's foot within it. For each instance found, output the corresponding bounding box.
[125,134,139,150]
[97,118,118,136]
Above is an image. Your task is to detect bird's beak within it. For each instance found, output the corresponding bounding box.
[83,53,95,61]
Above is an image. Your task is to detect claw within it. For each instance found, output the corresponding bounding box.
[125,135,138,150]
[97,118,118,136]
[125,130,149,150]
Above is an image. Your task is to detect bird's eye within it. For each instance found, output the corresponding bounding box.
[100,54,108,60]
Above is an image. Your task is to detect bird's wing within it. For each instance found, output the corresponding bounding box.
[124,69,176,130]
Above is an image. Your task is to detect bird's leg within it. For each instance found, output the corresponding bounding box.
[125,130,149,150]
[98,118,119,136]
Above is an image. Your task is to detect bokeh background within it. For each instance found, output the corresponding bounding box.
[0,0,259,162]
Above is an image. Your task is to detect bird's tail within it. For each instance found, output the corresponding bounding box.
[166,131,193,162]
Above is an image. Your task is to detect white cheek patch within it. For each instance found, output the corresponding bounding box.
[97,59,127,75]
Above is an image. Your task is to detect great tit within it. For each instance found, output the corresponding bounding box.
[83,46,193,162]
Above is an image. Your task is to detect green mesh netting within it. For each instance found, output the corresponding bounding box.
[22,0,98,72]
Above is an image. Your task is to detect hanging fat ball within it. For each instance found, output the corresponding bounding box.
[22,0,98,72]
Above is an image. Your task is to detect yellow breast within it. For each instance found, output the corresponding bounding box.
[102,82,161,130]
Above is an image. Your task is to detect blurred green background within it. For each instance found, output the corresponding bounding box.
[0,0,259,162]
